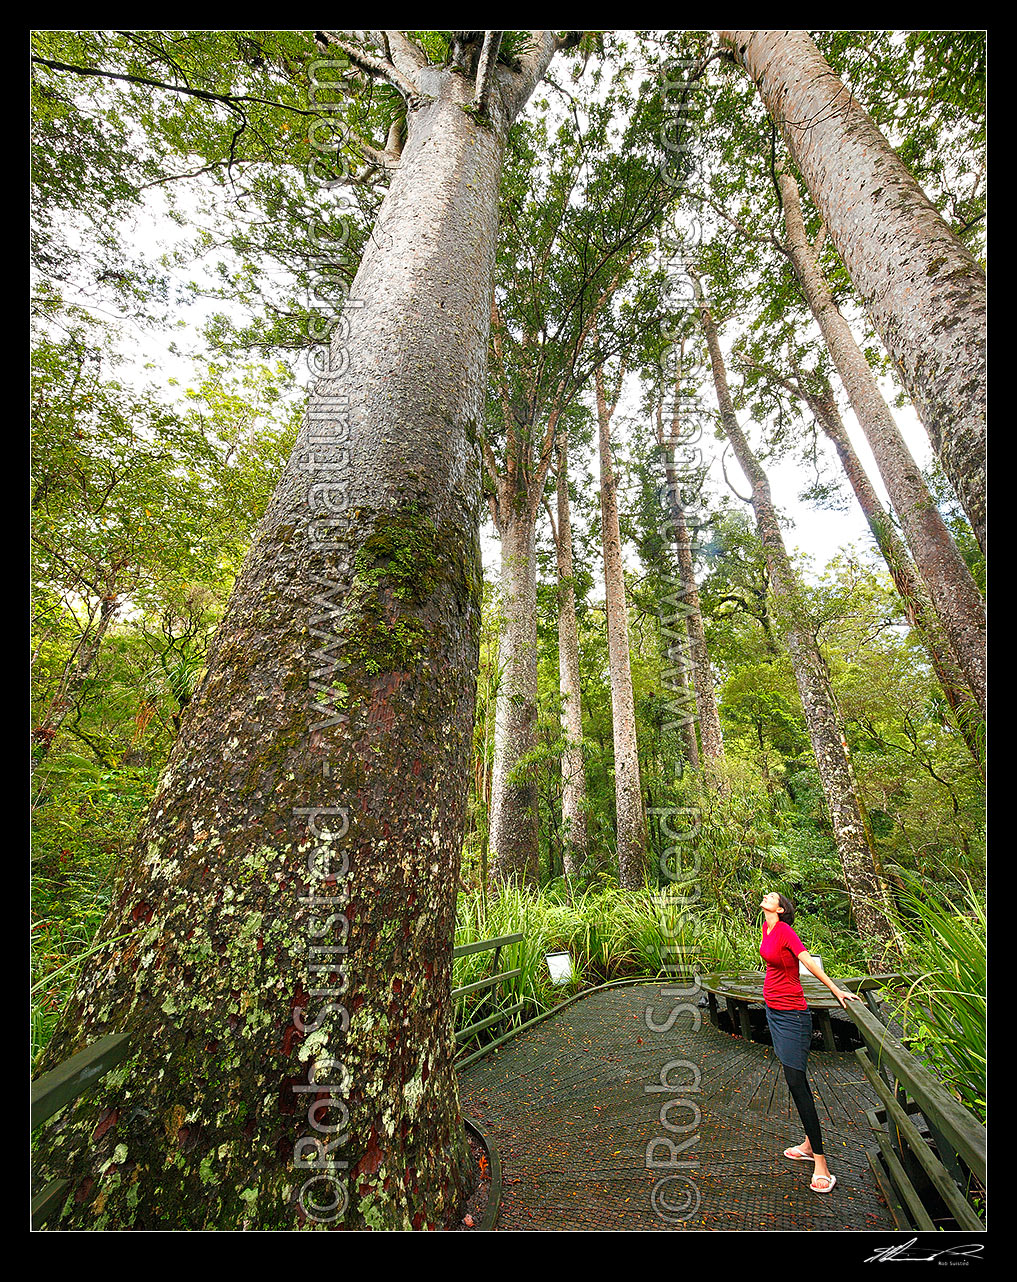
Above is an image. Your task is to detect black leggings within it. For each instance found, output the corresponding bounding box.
[783,1064,823,1156]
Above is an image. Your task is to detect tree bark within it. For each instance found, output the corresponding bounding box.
[595,364,646,889]
[697,280,899,964]
[777,170,986,719]
[787,368,985,771]
[32,36,558,1231]
[488,506,540,885]
[656,399,725,768]
[654,537,700,773]
[552,424,590,876]
[721,29,986,553]
[482,251,635,886]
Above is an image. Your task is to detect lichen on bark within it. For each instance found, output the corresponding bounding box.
[32,36,561,1230]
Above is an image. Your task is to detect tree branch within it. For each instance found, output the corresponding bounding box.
[529,405,563,516]
[542,495,559,550]
[314,32,421,103]
[347,124,402,172]
[499,30,559,123]
[31,55,319,116]
[690,189,786,256]
[378,30,429,80]
[474,31,503,110]
[720,445,753,503]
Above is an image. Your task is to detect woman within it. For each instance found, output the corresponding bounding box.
[759,891,860,1194]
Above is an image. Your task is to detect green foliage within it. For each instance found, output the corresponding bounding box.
[893,874,986,1122]
[31,319,298,1066]
[31,29,383,352]
[31,760,158,1064]
[452,857,873,1058]
[453,878,711,1043]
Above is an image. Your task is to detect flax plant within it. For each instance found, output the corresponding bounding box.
[894,873,986,1121]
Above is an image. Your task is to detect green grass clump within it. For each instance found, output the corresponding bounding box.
[452,877,753,1054]
[893,873,986,1122]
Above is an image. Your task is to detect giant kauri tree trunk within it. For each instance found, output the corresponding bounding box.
[777,170,986,719]
[721,29,986,554]
[33,30,566,1231]
[656,394,724,769]
[595,362,646,889]
[487,502,541,884]
[550,421,590,876]
[484,251,638,884]
[781,365,985,770]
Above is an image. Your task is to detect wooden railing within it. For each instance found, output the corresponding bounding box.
[452,932,525,1067]
[31,1033,134,1229]
[840,972,918,1015]
[845,1000,986,1230]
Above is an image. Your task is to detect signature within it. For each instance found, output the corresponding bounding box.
[865,1238,984,1264]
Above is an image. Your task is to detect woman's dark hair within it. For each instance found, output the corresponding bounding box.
[777,893,796,926]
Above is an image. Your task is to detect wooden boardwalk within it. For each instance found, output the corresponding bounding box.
[459,982,896,1231]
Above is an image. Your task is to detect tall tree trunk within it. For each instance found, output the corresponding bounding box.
[696,280,899,964]
[721,29,986,553]
[657,559,700,774]
[482,252,634,886]
[654,506,700,772]
[551,424,590,876]
[478,629,497,904]
[32,38,560,1231]
[789,369,985,771]
[595,364,646,889]
[488,507,540,885]
[777,170,986,718]
[32,591,119,763]
[656,400,725,768]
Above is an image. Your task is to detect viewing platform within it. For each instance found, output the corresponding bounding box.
[459,981,895,1230]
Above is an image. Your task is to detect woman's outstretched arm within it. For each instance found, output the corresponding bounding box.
[796,951,861,1009]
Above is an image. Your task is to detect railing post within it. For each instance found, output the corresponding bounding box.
[31,1033,135,1230]
[451,933,525,1055]
[845,1000,985,1231]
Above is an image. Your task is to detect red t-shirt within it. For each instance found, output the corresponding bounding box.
[760,920,809,1010]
